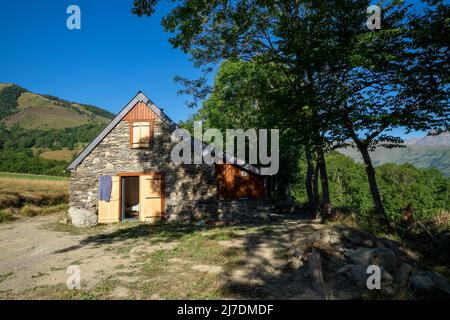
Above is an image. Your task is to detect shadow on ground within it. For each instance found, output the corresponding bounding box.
[216,214,331,299]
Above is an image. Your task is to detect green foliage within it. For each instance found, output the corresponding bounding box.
[0,84,27,120]
[0,122,106,176]
[19,204,41,217]
[0,84,112,176]
[1,123,105,151]
[377,164,449,220]
[0,209,13,223]
[293,152,450,221]
[0,149,68,176]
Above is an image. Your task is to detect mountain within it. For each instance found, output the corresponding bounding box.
[0,83,114,175]
[338,133,450,177]
[406,132,450,147]
[0,83,113,130]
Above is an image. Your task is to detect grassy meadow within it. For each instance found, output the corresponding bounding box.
[0,172,68,222]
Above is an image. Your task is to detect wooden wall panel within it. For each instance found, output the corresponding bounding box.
[124,101,157,121]
[98,176,120,223]
[216,164,265,200]
[139,175,164,222]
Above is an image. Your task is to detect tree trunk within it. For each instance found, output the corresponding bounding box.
[317,148,332,217]
[358,145,386,218]
[305,147,318,214]
[314,159,320,209]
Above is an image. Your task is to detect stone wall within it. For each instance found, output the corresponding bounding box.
[218,199,272,224]
[69,117,218,221]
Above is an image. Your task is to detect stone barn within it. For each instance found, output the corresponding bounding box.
[67,92,269,225]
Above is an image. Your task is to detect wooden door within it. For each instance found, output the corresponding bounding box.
[139,175,163,222]
[98,176,120,223]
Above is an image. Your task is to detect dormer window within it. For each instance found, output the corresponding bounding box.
[130,121,152,148]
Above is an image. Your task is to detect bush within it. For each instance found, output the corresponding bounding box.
[41,203,69,215]
[20,204,43,217]
[0,209,12,223]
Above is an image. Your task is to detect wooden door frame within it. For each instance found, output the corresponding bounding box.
[116,172,165,221]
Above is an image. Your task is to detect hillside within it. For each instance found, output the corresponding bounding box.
[0,84,113,130]
[0,84,115,175]
[338,134,450,177]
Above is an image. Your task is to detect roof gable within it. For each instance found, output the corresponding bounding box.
[66,92,261,175]
[124,101,158,121]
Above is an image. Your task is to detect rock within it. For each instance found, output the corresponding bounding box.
[371,248,397,273]
[320,228,342,246]
[68,207,98,228]
[410,275,435,291]
[342,228,376,247]
[308,249,325,293]
[424,271,450,295]
[347,264,393,289]
[59,216,69,224]
[327,256,347,272]
[349,264,369,289]
[344,247,397,273]
[345,248,374,265]
[287,256,303,270]
[337,264,353,275]
[396,263,413,288]
[287,249,304,270]
[195,219,206,228]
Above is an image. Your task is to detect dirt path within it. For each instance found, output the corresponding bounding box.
[0,215,175,296]
[0,214,326,299]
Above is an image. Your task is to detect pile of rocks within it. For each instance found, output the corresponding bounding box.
[287,226,450,299]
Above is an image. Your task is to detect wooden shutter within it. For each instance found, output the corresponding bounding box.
[98,176,120,223]
[139,175,163,222]
[130,122,152,148]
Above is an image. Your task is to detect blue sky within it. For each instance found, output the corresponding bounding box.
[0,0,202,122]
[0,0,428,138]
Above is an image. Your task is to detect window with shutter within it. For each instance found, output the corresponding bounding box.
[130,121,152,148]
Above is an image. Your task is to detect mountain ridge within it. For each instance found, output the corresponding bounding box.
[0,83,115,175]
[0,83,114,130]
[405,132,450,147]
[338,133,450,177]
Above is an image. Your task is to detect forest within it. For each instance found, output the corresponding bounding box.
[0,123,105,176]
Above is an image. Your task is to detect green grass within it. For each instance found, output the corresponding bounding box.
[47,221,110,235]
[133,229,246,299]
[0,172,68,181]
[19,203,69,217]
[0,209,14,223]
[0,272,13,284]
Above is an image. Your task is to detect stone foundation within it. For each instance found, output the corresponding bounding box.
[218,199,272,224]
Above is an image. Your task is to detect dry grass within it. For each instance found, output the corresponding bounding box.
[426,211,450,231]
[4,92,109,130]
[0,173,68,212]
[39,149,76,162]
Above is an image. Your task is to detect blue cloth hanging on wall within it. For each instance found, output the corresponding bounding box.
[98,175,112,202]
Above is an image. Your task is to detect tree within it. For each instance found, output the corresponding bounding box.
[132,0,449,220]
[318,0,449,218]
